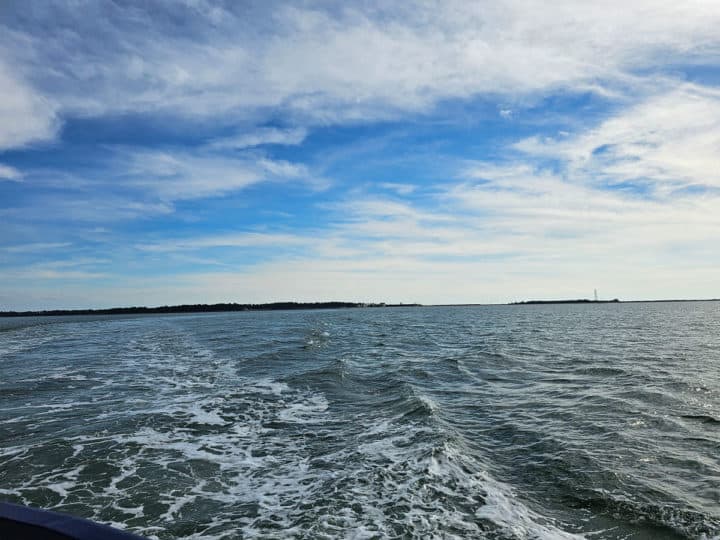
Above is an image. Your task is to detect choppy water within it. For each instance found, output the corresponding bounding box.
[1,303,720,539]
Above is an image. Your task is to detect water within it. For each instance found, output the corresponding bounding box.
[1,303,720,539]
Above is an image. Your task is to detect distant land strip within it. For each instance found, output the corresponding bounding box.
[510,299,621,305]
[0,302,422,317]
[510,298,720,305]
[4,299,720,316]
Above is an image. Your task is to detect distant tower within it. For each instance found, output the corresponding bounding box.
[594,289,598,302]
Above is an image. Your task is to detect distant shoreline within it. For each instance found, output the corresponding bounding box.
[0,302,422,318]
[509,299,720,305]
[2,298,719,317]
[510,299,620,305]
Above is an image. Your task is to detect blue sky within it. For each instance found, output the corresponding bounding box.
[1,1,720,309]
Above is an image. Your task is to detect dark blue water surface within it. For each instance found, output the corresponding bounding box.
[1,303,720,539]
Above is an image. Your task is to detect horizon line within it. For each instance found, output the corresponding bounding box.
[2,298,720,317]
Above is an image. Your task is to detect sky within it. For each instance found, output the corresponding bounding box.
[1,0,720,310]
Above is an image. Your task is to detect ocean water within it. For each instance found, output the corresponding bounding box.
[1,303,719,539]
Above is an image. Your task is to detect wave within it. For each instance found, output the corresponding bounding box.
[681,414,720,425]
[570,494,720,539]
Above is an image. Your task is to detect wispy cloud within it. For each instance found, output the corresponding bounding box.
[3,1,720,130]
[207,128,307,150]
[0,196,175,223]
[0,257,111,283]
[514,84,720,191]
[0,60,57,149]
[0,163,23,181]
[136,232,311,253]
[4,242,71,253]
[7,268,109,281]
[378,183,417,195]
[119,148,326,201]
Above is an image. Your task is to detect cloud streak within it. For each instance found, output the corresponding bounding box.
[3,1,720,130]
[514,84,720,191]
[0,163,22,181]
[207,128,307,150]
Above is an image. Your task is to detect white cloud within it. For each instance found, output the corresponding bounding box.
[0,61,57,149]
[124,151,263,200]
[0,147,325,228]
[4,242,71,253]
[514,85,720,190]
[256,158,309,179]
[0,163,23,181]
[1,257,110,282]
[3,1,720,126]
[379,183,417,195]
[136,232,310,252]
[9,269,108,281]
[120,149,324,201]
[0,196,175,223]
[207,128,307,150]
[457,168,720,245]
[331,196,458,226]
